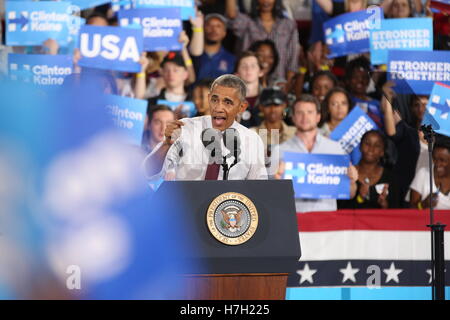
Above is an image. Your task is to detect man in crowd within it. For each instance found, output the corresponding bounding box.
[273,94,358,213]
[192,14,236,82]
[250,87,296,166]
[141,105,176,154]
[144,74,267,181]
[147,52,193,118]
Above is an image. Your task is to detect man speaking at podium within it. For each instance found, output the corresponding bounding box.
[144,74,268,181]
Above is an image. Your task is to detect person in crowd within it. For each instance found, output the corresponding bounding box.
[339,130,392,209]
[382,80,430,208]
[318,87,354,137]
[382,0,420,18]
[225,0,300,87]
[410,135,450,210]
[191,13,236,82]
[193,78,214,116]
[249,39,279,88]
[142,105,176,154]
[273,94,358,213]
[250,87,296,166]
[234,51,264,127]
[315,0,368,16]
[147,52,193,119]
[86,12,109,26]
[309,71,338,104]
[143,74,267,181]
[345,57,383,129]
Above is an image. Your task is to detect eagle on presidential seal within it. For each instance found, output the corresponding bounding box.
[221,206,243,233]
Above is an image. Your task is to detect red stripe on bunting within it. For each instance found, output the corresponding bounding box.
[297,209,450,232]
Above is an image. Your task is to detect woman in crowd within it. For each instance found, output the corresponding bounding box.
[225,0,299,87]
[383,0,419,18]
[345,57,384,129]
[319,87,354,137]
[234,51,264,127]
[339,130,392,209]
[410,135,450,210]
[249,39,279,88]
[310,71,338,104]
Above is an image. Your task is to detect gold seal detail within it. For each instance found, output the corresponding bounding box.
[206,192,258,245]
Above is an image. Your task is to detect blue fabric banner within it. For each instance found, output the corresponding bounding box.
[369,18,433,65]
[8,53,72,86]
[387,50,450,95]
[324,8,383,58]
[105,94,147,145]
[78,25,144,73]
[283,152,351,199]
[133,0,195,20]
[118,8,182,52]
[6,1,71,46]
[422,82,450,139]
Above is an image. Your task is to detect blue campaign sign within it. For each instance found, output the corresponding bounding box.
[369,18,433,65]
[329,106,378,163]
[70,0,112,10]
[6,1,71,46]
[283,152,350,199]
[387,50,450,95]
[8,53,72,86]
[134,0,195,20]
[105,94,147,145]
[119,8,182,52]
[422,83,450,138]
[157,99,196,117]
[78,25,144,73]
[111,0,133,12]
[324,8,383,58]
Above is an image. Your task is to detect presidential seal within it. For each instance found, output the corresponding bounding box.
[206,192,258,245]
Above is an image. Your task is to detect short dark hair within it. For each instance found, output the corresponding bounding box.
[147,104,174,120]
[344,56,371,83]
[292,94,321,114]
[234,51,263,73]
[433,134,450,154]
[310,70,338,91]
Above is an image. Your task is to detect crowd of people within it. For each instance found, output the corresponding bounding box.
[1,0,450,212]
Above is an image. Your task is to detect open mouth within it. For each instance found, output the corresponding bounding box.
[212,116,227,127]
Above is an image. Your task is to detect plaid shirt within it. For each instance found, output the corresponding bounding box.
[229,11,300,80]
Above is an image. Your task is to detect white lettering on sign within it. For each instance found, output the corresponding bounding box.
[79,33,140,62]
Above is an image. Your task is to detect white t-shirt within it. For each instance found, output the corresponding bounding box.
[409,167,450,209]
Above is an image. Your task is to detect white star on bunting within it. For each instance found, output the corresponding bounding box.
[383,262,403,283]
[339,262,359,283]
[297,263,317,284]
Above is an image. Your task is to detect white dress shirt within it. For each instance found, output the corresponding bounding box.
[144,115,268,181]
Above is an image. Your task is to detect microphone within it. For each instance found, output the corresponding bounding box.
[222,128,241,180]
[223,128,241,163]
[201,128,223,164]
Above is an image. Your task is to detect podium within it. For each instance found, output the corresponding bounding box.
[153,180,301,300]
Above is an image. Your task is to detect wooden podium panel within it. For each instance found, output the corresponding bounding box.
[178,273,288,300]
